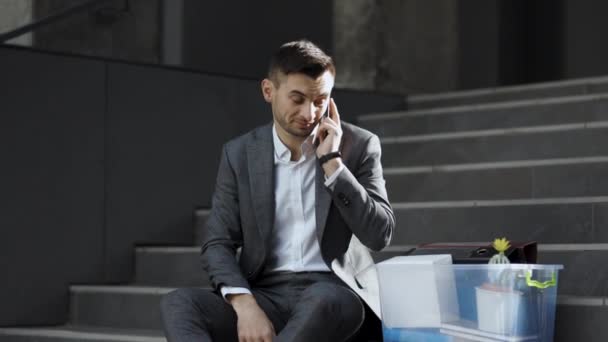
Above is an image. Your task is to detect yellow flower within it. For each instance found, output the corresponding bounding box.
[492,237,511,253]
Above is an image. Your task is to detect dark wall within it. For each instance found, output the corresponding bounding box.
[32,0,162,64]
[103,64,276,282]
[496,0,564,85]
[0,48,105,325]
[105,64,238,281]
[182,0,333,79]
[0,45,405,325]
[564,0,608,79]
[457,0,565,89]
[458,0,501,89]
[466,0,608,87]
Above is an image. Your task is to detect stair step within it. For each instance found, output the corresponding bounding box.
[134,243,607,298]
[385,157,608,202]
[134,246,418,287]
[540,247,608,297]
[195,198,608,246]
[555,295,608,342]
[392,197,608,244]
[134,247,209,287]
[0,326,165,342]
[380,123,608,167]
[69,286,177,330]
[360,93,608,137]
[406,75,608,109]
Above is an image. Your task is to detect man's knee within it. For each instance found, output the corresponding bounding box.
[160,287,208,319]
[306,283,365,327]
[162,288,190,310]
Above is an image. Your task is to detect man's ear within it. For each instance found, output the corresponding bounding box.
[261,78,273,103]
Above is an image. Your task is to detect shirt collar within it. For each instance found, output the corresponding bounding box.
[272,124,316,163]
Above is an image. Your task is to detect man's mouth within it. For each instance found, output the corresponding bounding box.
[295,121,313,129]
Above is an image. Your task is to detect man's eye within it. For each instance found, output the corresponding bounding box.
[291,97,304,104]
[314,100,326,107]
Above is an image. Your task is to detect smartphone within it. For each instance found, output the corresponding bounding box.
[314,103,331,147]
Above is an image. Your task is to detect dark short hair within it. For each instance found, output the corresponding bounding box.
[268,40,335,84]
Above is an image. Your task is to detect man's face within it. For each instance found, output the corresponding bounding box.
[262,70,334,140]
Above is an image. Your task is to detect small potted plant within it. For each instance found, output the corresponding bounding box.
[475,238,524,336]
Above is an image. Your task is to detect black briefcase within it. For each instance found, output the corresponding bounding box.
[407,241,538,264]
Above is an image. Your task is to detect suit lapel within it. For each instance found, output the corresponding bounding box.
[248,124,275,247]
[315,162,332,243]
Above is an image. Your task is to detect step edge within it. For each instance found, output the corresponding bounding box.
[408,75,608,102]
[70,285,177,295]
[557,295,607,306]
[360,92,608,121]
[0,327,165,341]
[137,244,608,255]
[384,156,608,175]
[380,243,608,252]
[136,246,200,253]
[381,121,608,144]
[392,196,608,209]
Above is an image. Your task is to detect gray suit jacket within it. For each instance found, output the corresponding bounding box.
[200,121,395,317]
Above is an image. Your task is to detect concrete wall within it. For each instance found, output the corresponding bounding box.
[0,45,404,325]
[333,0,460,93]
[31,0,161,64]
[332,0,378,91]
[457,0,501,89]
[181,0,333,80]
[332,0,602,93]
[1,47,105,326]
[563,0,608,79]
[4,0,608,95]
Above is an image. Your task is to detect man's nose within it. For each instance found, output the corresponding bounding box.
[302,102,316,121]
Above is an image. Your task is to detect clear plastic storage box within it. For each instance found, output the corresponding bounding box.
[377,256,563,342]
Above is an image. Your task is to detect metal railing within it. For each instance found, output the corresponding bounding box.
[0,0,129,43]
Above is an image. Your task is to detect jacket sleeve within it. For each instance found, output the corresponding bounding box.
[200,144,250,291]
[329,134,395,251]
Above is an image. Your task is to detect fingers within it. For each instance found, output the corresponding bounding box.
[238,329,274,342]
[236,311,275,342]
[329,98,340,125]
[321,98,340,132]
[315,122,330,145]
[318,116,340,137]
[315,99,342,155]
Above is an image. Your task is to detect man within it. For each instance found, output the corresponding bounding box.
[161,40,395,342]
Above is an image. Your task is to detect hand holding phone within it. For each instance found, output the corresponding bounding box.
[314,106,330,147]
[314,98,342,158]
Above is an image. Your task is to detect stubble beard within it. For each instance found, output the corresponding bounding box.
[277,117,314,139]
[289,125,313,138]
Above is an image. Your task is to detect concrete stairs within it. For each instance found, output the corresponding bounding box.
[3,76,608,341]
[360,78,608,341]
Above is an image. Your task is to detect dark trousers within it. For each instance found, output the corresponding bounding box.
[160,272,366,342]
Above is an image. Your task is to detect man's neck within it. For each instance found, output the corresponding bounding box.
[275,126,306,161]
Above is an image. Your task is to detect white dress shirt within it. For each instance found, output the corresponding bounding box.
[221,125,344,299]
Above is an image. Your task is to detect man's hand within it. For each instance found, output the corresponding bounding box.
[228,293,275,342]
[315,98,343,176]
